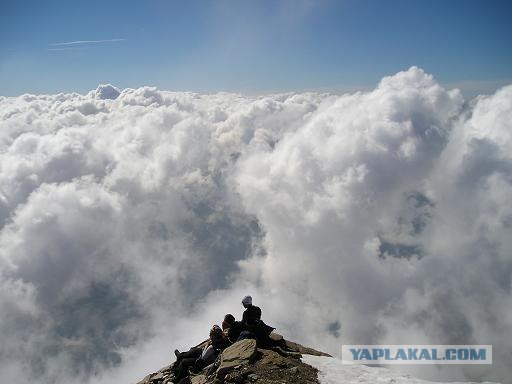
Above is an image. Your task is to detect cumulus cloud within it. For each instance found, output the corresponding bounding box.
[90,84,121,100]
[0,68,510,383]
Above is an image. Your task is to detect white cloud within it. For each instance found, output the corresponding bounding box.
[0,68,510,383]
[90,84,120,100]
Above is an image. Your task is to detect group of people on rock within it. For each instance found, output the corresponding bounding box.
[170,295,289,383]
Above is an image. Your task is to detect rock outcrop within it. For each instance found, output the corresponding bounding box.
[135,339,330,384]
[216,339,258,378]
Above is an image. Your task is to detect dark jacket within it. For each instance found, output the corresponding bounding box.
[211,336,231,352]
[227,321,246,343]
[242,305,261,326]
[250,319,275,348]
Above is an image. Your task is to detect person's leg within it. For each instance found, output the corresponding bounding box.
[237,330,254,341]
[177,347,202,360]
[191,357,207,373]
[175,357,197,381]
[275,338,288,349]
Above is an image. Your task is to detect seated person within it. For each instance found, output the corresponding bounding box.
[172,325,230,381]
[240,296,275,347]
[241,296,261,326]
[221,313,235,334]
[222,313,246,343]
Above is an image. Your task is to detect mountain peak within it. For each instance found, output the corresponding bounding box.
[135,338,329,384]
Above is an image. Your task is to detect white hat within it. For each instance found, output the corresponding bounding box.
[242,295,252,306]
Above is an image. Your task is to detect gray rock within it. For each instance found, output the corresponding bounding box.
[150,372,164,383]
[135,374,152,384]
[159,364,173,373]
[284,340,331,357]
[224,370,246,383]
[190,373,208,384]
[216,339,257,378]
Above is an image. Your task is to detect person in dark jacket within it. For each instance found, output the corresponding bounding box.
[222,313,246,343]
[240,295,277,347]
[241,295,261,326]
[222,314,235,333]
[172,325,230,382]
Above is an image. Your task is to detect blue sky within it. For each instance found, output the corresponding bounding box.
[1,0,511,96]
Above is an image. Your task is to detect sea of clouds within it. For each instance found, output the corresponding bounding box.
[0,67,511,383]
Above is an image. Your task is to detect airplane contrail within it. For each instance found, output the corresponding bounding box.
[50,38,126,46]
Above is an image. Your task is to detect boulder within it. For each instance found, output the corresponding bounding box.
[257,348,290,368]
[190,374,208,384]
[216,339,257,378]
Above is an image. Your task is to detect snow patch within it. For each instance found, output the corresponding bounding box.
[302,355,500,384]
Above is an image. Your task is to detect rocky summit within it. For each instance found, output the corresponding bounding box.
[135,339,331,384]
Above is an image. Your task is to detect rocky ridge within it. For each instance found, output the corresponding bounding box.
[135,339,331,384]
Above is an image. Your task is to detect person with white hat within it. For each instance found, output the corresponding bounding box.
[241,295,261,326]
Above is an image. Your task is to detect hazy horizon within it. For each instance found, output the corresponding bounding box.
[2,0,511,96]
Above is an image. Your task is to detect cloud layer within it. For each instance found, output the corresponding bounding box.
[0,68,511,383]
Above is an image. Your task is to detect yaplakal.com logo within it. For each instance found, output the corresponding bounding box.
[342,345,492,365]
